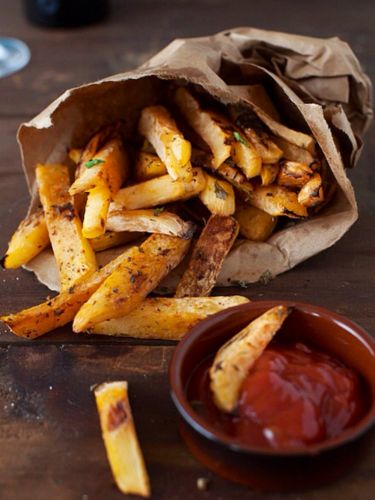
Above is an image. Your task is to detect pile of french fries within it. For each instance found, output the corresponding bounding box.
[1,85,331,340]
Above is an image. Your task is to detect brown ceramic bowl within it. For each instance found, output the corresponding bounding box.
[169,301,375,491]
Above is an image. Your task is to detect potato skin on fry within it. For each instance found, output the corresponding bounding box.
[73,234,191,332]
[277,161,313,189]
[210,305,291,413]
[175,215,239,298]
[89,296,249,340]
[94,381,150,497]
[298,172,324,207]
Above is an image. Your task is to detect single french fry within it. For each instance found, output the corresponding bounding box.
[0,248,137,339]
[231,131,262,179]
[89,296,250,340]
[175,215,239,298]
[175,87,232,168]
[2,209,49,269]
[138,105,193,181]
[135,152,167,181]
[94,381,150,497]
[277,161,313,189]
[216,161,254,198]
[260,163,279,186]
[242,127,283,164]
[73,234,191,332]
[271,135,316,166]
[298,173,324,207]
[90,231,141,252]
[248,185,308,218]
[36,163,97,290]
[199,173,235,216]
[82,185,112,239]
[210,305,291,412]
[106,209,195,239]
[110,168,206,211]
[234,204,277,241]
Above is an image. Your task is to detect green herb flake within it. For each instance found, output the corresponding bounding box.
[233,131,249,147]
[214,182,228,200]
[153,207,165,216]
[85,158,105,169]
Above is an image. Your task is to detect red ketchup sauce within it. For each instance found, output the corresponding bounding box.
[188,342,368,450]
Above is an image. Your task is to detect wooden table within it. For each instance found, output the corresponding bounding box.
[0,1,374,499]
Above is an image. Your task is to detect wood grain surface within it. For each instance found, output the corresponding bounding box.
[0,1,374,499]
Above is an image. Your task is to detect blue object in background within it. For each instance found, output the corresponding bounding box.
[0,37,30,79]
[24,0,109,27]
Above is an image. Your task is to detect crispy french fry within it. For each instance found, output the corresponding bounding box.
[271,135,316,166]
[90,231,141,252]
[135,152,167,181]
[73,234,191,332]
[199,173,235,216]
[175,215,239,297]
[110,168,206,211]
[175,88,232,168]
[216,161,254,198]
[210,305,291,412]
[82,184,112,239]
[2,209,49,269]
[242,127,283,164]
[234,204,277,241]
[36,163,97,290]
[248,185,308,218]
[260,163,279,186]
[89,296,250,340]
[138,105,193,181]
[106,209,195,239]
[298,173,324,207]
[230,131,262,179]
[277,161,313,189]
[0,248,137,339]
[94,381,150,497]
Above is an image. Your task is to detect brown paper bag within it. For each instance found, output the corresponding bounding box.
[19,27,373,292]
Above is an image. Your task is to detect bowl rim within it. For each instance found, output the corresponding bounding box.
[169,300,375,457]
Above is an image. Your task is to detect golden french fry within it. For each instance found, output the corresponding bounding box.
[36,163,97,290]
[82,184,112,239]
[199,173,235,216]
[2,209,49,269]
[242,127,283,164]
[210,305,291,412]
[138,105,193,181]
[135,152,167,181]
[216,161,254,198]
[106,209,195,239]
[73,234,191,332]
[234,204,277,241]
[260,163,279,186]
[89,296,250,340]
[298,173,324,207]
[0,248,136,339]
[230,131,262,179]
[277,161,313,189]
[175,215,239,298]
[270,135,316,166]
[94,381,150,497]
[90,232,141,252]
[110,168,206,211]
[248,184,308,218]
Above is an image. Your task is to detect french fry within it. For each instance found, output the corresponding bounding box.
[106,209,195,239]
[199,173,235,216]
[175,87,232,168]
[90,231,141,252]
[138,105,193,181]
[210,305,291,412]
[73,234,191,332]
[298,173,324,207]
[110,168,206,211]
[231,131,262,179]
[89,296,250,340]
[277,161,313,189]
[135,152,167,181]
[1,209,49,269]
[175,215,239,297]
[36,163,97,290]
[234,204,277,241]
[0,248,138,339]
[260,163,279,186]
[94,381,150,497]
[82,185,112,239]
[248,185,308,218]
[271,135,316,166]
[216,161,254,198]
[242,127,283,164]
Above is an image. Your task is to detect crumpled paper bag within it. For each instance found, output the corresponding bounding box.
[18,27,373,292]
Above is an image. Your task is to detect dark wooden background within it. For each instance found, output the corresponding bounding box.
[0,1,374,499]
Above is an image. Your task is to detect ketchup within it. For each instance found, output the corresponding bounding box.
[188,342,368,451]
